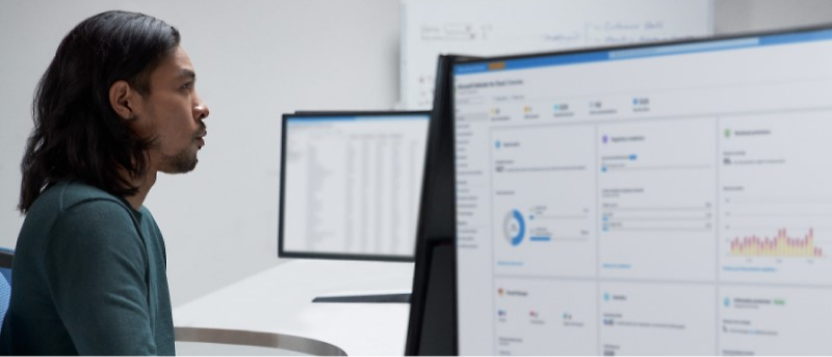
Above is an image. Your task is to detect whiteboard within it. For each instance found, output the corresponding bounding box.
[400,0,714,109]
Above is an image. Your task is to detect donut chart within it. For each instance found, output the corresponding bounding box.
[504,209,525,246]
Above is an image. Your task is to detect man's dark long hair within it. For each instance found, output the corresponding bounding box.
[19,10,180,213]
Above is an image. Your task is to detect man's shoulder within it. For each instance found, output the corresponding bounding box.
[18,181,142,264]
[43,180,126,204]
[38,180,130,212]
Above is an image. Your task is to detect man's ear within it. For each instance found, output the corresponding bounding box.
[109,80,138,120]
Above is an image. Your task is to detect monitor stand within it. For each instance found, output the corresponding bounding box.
[312,292,411,303]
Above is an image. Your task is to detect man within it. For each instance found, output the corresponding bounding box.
[0,10,209,355]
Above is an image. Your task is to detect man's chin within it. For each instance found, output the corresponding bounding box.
[162,154,198,174]
[163,164,197,174]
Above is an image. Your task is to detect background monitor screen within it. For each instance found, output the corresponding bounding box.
[280,112,430,261]
[454,27,832,355]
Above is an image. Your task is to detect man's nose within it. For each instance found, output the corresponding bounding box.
[194,94,210,120]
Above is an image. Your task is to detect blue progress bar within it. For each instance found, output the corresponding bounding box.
[530,236,551,242]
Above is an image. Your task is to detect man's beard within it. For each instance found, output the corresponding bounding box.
[162,146,198,173]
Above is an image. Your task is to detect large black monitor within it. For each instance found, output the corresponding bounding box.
[454,25,832,355]
[405,54,479,356]
[279,111,430,262]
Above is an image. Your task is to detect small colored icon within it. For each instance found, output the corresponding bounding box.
[488,62,506,71]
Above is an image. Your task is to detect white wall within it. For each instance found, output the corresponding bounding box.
[3,0,832,308]
[0,0,401,306]
[715,0,832,34]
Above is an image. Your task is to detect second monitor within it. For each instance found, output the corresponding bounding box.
[279,111,430,262]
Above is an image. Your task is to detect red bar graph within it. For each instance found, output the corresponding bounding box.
[730,229,822,257]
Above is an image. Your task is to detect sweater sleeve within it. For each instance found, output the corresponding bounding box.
[44,199,157,355]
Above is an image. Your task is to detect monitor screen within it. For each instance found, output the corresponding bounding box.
[280,112,430,261]
[454,27,832,355]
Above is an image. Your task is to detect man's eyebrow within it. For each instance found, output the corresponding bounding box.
[179,69,196,80]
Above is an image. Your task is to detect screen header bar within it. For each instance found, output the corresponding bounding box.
[455,28,832,75]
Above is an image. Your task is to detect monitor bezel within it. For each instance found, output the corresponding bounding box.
[450,23,832,77]
[405,54,482,356]
[279,110,431,262]
[450,23,832,352]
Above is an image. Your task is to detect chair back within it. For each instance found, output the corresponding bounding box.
[0,249,13,331]
[0,249,12,285]
[0,276,8,325]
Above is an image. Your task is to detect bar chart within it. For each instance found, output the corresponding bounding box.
[729,229,823,258]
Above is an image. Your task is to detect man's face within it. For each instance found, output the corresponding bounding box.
[132,46,209,174]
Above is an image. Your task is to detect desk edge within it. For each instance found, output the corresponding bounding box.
[174,326,347,356]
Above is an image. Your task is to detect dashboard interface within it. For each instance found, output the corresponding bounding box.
[454,28,832,355]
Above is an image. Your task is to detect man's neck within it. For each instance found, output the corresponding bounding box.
[124,170,157,210]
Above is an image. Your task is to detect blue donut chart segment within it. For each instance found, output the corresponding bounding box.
[503,209,525,246]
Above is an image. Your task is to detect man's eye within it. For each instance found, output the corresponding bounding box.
[182,82,193,90]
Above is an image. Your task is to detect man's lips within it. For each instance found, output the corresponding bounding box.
[196,130,207,147]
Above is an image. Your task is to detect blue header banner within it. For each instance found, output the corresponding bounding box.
[454,28,832,75]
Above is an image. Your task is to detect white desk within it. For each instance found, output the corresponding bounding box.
[173,260,414,356]
[175,340,307,356]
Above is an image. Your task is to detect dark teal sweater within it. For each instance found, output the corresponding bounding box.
[0,180,174,355]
